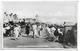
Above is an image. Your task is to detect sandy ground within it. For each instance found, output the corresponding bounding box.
[3,36,64,48]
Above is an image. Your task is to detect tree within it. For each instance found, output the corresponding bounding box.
[9,13,13,17]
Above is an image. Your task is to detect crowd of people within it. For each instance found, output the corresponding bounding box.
[3,19,64,42]
[3,12,77,47]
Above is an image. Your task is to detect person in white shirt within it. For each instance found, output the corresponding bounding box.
[58,28,63,35]
[50,27,56,38]
[32,24,39,38]
[14,24,21,40]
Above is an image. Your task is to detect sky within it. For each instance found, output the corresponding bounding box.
[2,1,77,24]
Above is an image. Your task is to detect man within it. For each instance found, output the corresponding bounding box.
[32,24,39,38]
[50,27,56,39]
[37,24,42,36]
[5,25,10,37]
[57,28,63,43]
[46,26,51,34]
[45,26,56,42]
[14,24,21,40]
[25,24,30,36]
[54,28,60,42]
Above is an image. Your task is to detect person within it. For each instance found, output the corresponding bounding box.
[20,19,25,26]
[10,25,14,37]
[14,24,21,40]
[50,27,56,35]
[5,25,10,37]
[54,28,59,41]
[32,24,39,38]
[44,25,55,42]
[3,27,6,37]
[46,26,51,34]
[57,28,63,43]
[65,30,71,45]
[50,27,56,40]
[65,29,76,46]
[25,24,30,36]
[37,24,42,36]
[39,24,47,38]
